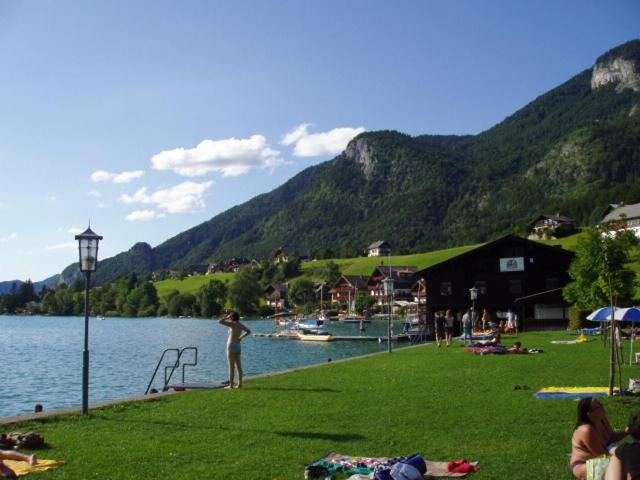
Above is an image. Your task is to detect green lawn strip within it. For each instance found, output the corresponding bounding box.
[154,272,234,301]
[6,330,640,479]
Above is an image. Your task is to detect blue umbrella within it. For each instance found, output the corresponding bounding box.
[586,306,618,322]
[613,307,640,364]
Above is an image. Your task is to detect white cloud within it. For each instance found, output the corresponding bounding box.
[281,124,366,157]
[91,170,144,183]
[88,189,102,198]
[0,232,17,242]
[67,227,83,235]
[120,181,214,214]
[125,210,164,221]
[151,135,285,177]
[45,241,77,251]
[45,195,59,202]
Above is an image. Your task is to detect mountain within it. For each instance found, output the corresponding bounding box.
[54,39,640,286]
[0,274,61,294]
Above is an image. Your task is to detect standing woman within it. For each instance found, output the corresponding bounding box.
[219,311,251,388]
[445,309,455,346]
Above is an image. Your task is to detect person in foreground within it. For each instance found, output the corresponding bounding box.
[219,311,251,388]
[606,412,640,480]
[570,397,628,479]
[0,450,37,478]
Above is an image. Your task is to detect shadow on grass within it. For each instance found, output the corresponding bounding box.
[94,416,365,442]
[249,387,341,393]
[276,431,365,441]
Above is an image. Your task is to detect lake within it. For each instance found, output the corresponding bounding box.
[1,315,407,418]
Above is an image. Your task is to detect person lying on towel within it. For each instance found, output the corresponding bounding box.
[0,450,37,478]
[570,397,628,479]
[507,341,528,354]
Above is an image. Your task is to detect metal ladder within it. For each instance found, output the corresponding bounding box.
[145,347,198,394]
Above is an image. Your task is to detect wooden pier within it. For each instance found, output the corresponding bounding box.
[253,332,410,342]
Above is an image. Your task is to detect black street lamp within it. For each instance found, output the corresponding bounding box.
[469,286,478,328]
[383,276,394,353]
[75,225,103,415]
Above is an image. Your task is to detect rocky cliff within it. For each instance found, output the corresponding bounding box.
[591,39,640,92]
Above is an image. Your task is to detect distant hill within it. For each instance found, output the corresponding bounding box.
[0,274,61,294]
[51,39,640,286]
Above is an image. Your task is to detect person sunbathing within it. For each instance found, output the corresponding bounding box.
[508,341,528,353]
[606,412,640,480]
[0,450,37,478]
[570,397,628,479]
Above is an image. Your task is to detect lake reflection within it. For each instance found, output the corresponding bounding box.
[0,315,406,417]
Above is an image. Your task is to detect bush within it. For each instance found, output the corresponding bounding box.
[568,307,589,330]
[257,305,274,318]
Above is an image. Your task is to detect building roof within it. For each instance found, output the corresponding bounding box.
[340,275,369,289]
[275,245,311,258]
[532,214,575,225]
[417,234,574,277]
[367,240,390,250]
[600,202,640,224]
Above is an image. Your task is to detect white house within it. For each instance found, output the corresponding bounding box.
[599,203,640,238]
[366,240,391,257]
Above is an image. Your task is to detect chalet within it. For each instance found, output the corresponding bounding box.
[598,202,640,238]
[329,275,368,304]
[266,284,289,309]
[367,266,419,305]
[274,245,311,264]
[417,234,574,330]
[366,240,391,257]
[189,264,209,275]
[529,214,575,238]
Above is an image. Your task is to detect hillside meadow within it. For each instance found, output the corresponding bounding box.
[3,330,640,479]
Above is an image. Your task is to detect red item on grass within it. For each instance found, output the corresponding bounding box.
[447,459,480,473]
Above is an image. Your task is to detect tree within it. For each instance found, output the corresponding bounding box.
[198,279,227,317]
[563,229,637,309]
[227,267,261,315]
[288,278,315,307]
[320,261,341,285]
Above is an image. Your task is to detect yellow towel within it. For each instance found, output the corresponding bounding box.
[539,387,613,394]
[3,459,66,476]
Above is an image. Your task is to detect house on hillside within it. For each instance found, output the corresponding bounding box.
[329,275,368,305]
[274,245,311,264]
[189,264,209,275]
[417,234,574,330]
[366,241,391,257]
[598,202,640,238]
[266,284,289,309]
[528,214,575,238]
[367,266,419,305]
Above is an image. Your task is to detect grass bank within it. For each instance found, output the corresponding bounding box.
[4,330,640,479]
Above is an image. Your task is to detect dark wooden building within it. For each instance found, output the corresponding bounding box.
[418,235,575,330]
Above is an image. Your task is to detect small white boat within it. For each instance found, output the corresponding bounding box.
[298,333,334,342]
[341,317,371,324]
[96,315,106,320]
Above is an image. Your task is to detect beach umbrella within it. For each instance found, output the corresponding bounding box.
[586,306,617,322]
[613,307,640,365]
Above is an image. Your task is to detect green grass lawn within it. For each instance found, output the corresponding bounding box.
[5,330,640,479]
[154,272,234,301]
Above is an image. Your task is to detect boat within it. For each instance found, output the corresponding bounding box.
[298,333,334,342]
[295,318,330,334]
[97,315,106,320]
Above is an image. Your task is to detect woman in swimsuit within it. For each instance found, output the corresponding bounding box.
[0,450,37,478]
[218,311,251,389]
[570,397,628,479]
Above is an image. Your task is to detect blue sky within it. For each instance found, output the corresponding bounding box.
[0,0,638,282]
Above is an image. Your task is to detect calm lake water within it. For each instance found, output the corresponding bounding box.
[1,315,407,418]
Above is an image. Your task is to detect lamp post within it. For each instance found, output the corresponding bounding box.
[383,276,394,353]
[469,286,478,330]
[75,225,103,415]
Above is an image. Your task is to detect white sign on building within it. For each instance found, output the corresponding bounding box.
[499,257,524,272]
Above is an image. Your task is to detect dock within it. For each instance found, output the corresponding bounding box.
[253,333,411,342]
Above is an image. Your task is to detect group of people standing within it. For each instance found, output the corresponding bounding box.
[433,307,519,346]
